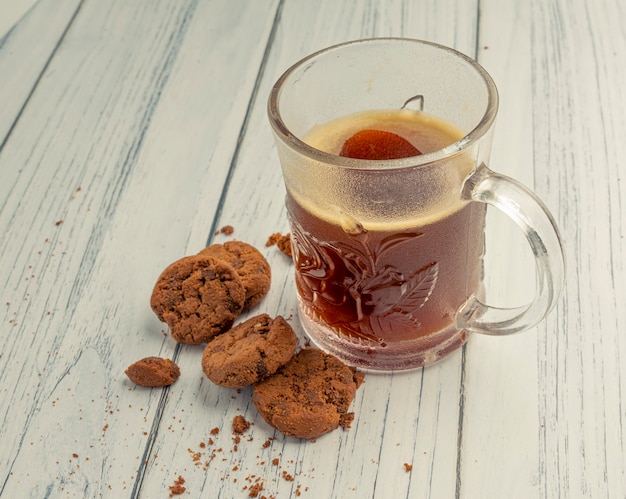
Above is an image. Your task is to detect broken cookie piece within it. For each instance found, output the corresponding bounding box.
[125,357,180,387]
[199,241,271,311]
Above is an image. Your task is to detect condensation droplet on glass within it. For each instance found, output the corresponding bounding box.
[337,212,366,235]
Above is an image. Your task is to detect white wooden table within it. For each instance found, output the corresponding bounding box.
[1,1,624,497]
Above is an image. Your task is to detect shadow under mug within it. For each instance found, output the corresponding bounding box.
[268,38,565,371]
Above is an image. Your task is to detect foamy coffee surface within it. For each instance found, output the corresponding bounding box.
[304,109,464,156]
[290,109,473,230]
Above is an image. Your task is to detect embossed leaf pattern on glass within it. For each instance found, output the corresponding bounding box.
[291,218,439,343]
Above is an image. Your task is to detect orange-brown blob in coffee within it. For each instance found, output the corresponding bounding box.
[339,129,422,160]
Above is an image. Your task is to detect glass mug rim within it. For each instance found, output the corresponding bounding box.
[267,37,499,171]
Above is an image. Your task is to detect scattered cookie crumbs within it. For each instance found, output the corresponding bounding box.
[248,483,264,497]
[188,448,202,464]
[184,427,315,497]
[215,225,235,235]
[169,475,186,496]
[404,463,413,472]
[265,233,292,257]
[137,239,368,495]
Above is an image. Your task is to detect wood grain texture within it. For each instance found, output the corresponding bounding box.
[0,0,83,145]
[530,0,626,497]
[0,0,624,497]
[459,2,542,498]
[0,0,279,496]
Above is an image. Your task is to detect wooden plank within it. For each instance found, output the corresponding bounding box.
[456,2,543,498]
[529,0,626,497]
[0,0,279,496]
[0,0,83,145]
[136,0,481,498]
[461,0,626,497]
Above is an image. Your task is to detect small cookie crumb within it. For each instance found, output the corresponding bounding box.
[215,225,234,235]
[169,475,186,496]
[233,415,251,435]
[247,481,264,497]
[339,412,355,429]
[125,357,180,387]
[404,463,413,472]
[354,371,365,389]
[266,233,292,258]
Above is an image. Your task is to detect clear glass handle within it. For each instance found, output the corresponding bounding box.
[457,163,565,335]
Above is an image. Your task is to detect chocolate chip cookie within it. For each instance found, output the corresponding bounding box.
[201,314,297,388]
[150,255,245,344]
[252,348,361,439]
[199,241,271,310]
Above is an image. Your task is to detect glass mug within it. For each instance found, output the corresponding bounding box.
[268,38,564,371]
